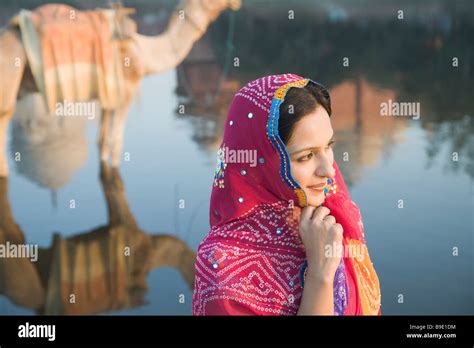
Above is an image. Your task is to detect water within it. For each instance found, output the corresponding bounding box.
[0,0,472,315]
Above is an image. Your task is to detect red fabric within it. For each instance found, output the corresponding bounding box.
[204,297,260,316]
[192,74,380,315]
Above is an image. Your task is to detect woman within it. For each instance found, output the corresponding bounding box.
[192,73,381,315]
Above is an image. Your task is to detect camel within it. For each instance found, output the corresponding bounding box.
[0,0,241,177]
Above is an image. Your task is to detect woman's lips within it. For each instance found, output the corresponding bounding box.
[307,184,325,193]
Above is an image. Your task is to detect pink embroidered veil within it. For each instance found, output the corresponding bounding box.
[192,73,381,316]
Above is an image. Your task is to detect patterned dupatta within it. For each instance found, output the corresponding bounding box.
[192,74,381,315]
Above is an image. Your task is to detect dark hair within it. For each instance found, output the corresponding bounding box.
[278,82,332,145]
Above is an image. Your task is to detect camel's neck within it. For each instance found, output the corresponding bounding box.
[133,0,224,77]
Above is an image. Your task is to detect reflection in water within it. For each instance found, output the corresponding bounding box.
[176,34,240,157]
[425,115,473,178]
[0,175,44,310]
[0,161,196,314]
[11,93,89,197]
[329,78,408,186]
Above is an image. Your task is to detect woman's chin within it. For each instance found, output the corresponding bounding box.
[306,191,326,207]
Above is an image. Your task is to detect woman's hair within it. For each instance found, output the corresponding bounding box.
[278,82,332,145]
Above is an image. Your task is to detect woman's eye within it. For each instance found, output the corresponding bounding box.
[325,141,335,151]
[298,153,313,162]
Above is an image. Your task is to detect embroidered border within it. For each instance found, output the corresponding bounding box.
[267,78,310,206]
[267,78,338,207]
[213,143,228,188]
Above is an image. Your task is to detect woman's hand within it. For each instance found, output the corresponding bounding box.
[299,206,343,285]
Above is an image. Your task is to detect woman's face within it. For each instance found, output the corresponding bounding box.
[285,106,336,207]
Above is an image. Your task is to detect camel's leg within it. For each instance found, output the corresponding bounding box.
[0,175,45,309]
[0,111,14,178]
[0,29,26,177]
[98,108,113,162]
[106,81,139,167]
[109,103,132,167]
[99,160,139,228]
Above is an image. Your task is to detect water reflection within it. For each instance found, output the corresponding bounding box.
[11,93,89,198]
[0,161,196,314]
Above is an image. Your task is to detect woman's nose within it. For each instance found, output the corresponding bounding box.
[315,155,336,178]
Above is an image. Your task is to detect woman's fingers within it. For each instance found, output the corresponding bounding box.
[323,215,336,225]
[300,205,316,222]
[312,206,331,221]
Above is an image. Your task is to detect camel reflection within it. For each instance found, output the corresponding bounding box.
[10,93,89,199]
[0,175,44,310]
[0,161,196,315]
